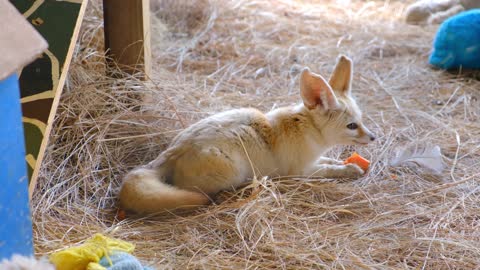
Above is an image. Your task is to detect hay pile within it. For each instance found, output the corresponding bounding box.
[33,0,480,268]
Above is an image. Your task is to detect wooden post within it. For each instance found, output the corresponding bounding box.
[103,0,151,79]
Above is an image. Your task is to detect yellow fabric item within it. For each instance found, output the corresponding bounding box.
[86,263,107,270]
[86,264,106,270]
[49,234,135,270]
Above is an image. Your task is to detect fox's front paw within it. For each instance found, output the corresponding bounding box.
[317,157,344,165]
[342,163,365,178]
[307,162,366,179]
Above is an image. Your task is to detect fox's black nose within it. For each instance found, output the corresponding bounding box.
[369,135,376,141]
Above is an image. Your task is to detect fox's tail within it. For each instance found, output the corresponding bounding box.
[119,168,210,214]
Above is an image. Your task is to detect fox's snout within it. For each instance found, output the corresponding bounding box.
[364,127,376,142]
[355,125,375,144]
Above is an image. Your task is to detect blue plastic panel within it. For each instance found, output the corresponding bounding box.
[0,74,33,258]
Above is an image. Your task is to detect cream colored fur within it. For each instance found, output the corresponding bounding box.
[119,55,376,215]
[0,255,55,270]
[405,0,480,25]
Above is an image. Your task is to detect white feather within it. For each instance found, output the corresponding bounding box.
[390,143,445,174]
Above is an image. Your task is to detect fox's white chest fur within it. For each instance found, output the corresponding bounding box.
[119,55,376,215]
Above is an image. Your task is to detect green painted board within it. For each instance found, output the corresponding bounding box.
[10,0,87,193]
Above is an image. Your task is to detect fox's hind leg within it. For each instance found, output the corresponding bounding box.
[172,146,251,195]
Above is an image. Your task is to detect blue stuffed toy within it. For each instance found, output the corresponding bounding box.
[429,9,480,69]
[98,252,154,270]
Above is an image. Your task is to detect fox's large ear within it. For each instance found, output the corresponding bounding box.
[328,55,353,96]
[300,68,339,111]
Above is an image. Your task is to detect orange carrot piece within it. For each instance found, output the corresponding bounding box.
[343,152,370,171]
[116,209,126,221]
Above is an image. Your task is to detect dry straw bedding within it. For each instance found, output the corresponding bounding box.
[33,0,480,269]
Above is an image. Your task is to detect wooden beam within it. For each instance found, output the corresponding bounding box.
[103,0,151,79]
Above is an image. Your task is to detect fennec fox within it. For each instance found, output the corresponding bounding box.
[119,55,375,215]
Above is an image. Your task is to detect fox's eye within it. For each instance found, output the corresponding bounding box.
[346,123,358,130]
